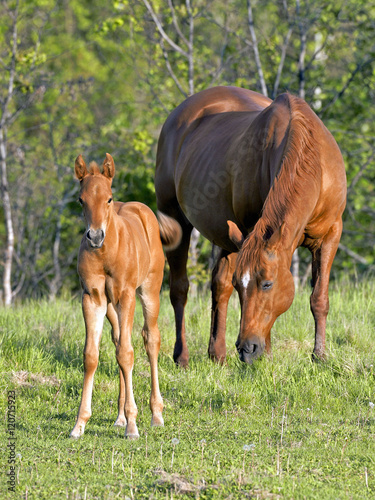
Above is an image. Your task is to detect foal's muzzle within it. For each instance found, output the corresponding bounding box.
[86,228,105,248]
[236,336,265,364]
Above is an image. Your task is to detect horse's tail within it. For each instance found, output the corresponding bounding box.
[157,212,182,251]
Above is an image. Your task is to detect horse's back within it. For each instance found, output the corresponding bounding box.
[155,87,271,218]
[155,87,346,248]
[164,86,271,130]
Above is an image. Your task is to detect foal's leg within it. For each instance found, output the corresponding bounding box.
[310,218,343,360]
[107,302,126,428]
[208,250,237,363]
[137,280,164,428]
[115,289,139,439]
[71,292,106,438]
[166,222,193,367]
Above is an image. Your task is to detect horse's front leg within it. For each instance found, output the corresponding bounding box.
[208,250,237,363]
[115,289,138,439]
[310,218,343,360]
[71,291,106,438]
[107,302,126,428]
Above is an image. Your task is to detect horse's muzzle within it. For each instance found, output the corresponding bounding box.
[86,228,105,248]
[236,336,265,364]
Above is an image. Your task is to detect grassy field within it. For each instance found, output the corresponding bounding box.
[1,280,374,499]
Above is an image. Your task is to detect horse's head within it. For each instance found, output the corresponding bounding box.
[75,153,115,249]
[228,221,295,364]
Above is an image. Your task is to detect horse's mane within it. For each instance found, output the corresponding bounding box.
[237,94,321,271]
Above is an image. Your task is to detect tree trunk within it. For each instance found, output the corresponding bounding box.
[0,126,14,306]
[49,212,62,300]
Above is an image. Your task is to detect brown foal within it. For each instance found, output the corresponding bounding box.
[70,153,181,439]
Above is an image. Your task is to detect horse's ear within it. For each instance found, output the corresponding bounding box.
[75,155,88,181]
[264,222,286,249]
[228,221,245,250]
[102,153,115,181]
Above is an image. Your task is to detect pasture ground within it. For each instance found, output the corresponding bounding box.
[0,279,374,499]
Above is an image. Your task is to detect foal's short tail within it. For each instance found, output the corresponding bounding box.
[157,212,182,251]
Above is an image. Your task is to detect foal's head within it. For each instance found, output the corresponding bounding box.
[228,221,295,364]
[75,153,115,248]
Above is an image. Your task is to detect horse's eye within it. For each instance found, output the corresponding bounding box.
[261,280,273,291]
[78,197,83,205]
[108,198,112,204]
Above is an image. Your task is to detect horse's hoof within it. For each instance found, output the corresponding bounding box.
[312,351,326,363]
[208,352,226,365]
[174,356,189,369]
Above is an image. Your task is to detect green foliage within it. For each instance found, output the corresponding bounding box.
[0,0,374,301]
[0,281,375,498]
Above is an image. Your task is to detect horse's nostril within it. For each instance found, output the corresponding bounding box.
[242,343,256,354]
[237,337,265,364]
[86,230,92,240]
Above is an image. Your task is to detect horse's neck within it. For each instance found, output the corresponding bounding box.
[260,205,309,258]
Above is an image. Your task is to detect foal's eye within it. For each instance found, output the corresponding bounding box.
[261,280,273,291]
[78,197,83,205]
[108,198,112,204]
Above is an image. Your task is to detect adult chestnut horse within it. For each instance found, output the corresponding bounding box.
[71,153,181,439]
[155,86,346,367]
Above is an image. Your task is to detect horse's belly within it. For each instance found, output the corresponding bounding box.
[177,177,239,252]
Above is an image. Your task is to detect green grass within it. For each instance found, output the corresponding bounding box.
[0,280,374,499]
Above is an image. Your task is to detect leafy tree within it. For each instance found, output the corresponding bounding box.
[1,0,374,304]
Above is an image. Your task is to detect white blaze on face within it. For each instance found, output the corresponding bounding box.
[241,271,251,289]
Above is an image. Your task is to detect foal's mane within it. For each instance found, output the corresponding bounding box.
[238,94,321,271]
[88,161,101,175]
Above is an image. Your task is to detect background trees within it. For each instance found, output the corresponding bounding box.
[1,0,374,305]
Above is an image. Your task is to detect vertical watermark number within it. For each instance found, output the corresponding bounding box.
[7,390,16,493]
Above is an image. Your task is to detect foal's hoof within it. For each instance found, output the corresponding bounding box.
[125,422,139,440]
[151,414,164,427]
[114,416,127,428]
[70,424,85,439]
[125,432,140,440]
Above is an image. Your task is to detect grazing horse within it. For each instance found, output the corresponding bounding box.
[155,86,346,366]
[70,153,181,439]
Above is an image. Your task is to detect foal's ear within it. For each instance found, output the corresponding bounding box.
[228,221,245,250]
[75,155,88,181]
[102,153,115,181]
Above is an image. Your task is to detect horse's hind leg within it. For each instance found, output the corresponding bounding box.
[71,292,106,438]
[310,218,343,361]
[107,302,126,428]
[208,250,237,363]
[137,277,164,428]
[166,221,193,367]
